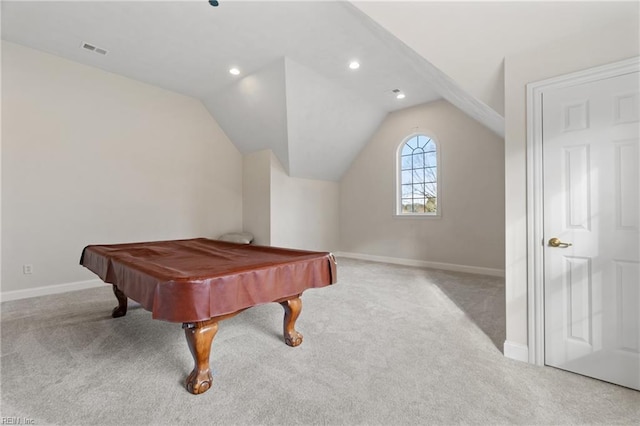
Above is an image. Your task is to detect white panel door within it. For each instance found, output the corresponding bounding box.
[543,70,640,390]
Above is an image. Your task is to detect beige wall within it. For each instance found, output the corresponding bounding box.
[504,18,640,350]
[340,99,505,272]
[270,152,339,252]
[1,41,243,292]
[242,149,339,252]
[242,150,272,245]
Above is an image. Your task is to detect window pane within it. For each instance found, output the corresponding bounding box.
[401,155,412,170]
[412,168,424,183]
[425,182,437,198]
[412,153,424,168]
[417,135,427,149]
[426,197,437,212]
[398,134,438,215]
[401,170,413,185]
[412,183,425,197]
[425,139,434,151]
[425,151,437,167]
[424,166,437,183]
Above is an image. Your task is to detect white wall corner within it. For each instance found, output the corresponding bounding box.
[503,340,529,363]
[0,279,105,302]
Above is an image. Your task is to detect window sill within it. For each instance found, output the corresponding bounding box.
[393,212,441,219]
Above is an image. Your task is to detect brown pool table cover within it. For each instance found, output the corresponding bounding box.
[80,238,337,323]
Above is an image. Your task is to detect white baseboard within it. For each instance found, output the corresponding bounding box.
[503,340,529,362]
[1,279,105,302]
[334,251,505,277]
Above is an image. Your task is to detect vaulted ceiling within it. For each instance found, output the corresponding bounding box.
[352,1,639,117]
[2,1,636,181]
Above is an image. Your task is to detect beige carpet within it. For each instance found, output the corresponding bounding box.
[1,258,638,425]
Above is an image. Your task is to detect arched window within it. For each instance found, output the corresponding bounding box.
[397,134,439,215]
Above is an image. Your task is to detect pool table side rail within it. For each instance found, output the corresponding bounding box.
[80,239,337,323]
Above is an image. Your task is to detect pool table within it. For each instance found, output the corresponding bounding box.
[80,238,337,395]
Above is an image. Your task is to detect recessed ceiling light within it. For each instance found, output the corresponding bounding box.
[229,68,240,75]
[392,89,405,99]
[349,61,360,70]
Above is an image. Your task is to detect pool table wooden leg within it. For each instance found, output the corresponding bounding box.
[280,297,303,347]
[183,320,218,395]
[111,285,128,318]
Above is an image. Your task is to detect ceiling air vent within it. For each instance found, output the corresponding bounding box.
[81,42,108,56]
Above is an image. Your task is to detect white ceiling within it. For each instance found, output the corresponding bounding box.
[3,1,634,181]
[2,0,450,180]
[353,1,640,116]
[3,1,444,109]
[203,57,388,179]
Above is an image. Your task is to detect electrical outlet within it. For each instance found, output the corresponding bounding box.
[23,264,33,274]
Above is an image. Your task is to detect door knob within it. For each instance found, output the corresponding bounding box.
[548,237,572,248]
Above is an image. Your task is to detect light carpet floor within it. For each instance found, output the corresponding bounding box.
[1,258,638,425]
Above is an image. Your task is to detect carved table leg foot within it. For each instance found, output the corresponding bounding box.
[280,297,303,347]
[111,285,128,318]
[183,320,218,395]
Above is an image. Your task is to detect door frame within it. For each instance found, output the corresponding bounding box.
[525,56,640,366]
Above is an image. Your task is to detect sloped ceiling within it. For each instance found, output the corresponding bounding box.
[284,58,387,180]
[204,57,387,180]
[0,1,446,182]
[4,1,633,181]
[352,1,640,116]
[203,59,291,173]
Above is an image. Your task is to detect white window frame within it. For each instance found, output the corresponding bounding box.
[395,133,441,218]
